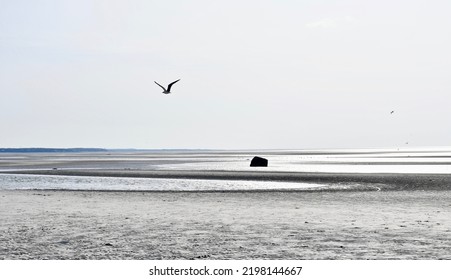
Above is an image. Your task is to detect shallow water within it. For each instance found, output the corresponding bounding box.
[0,174,330,191]
[1,148,450,191]
[2,148,451,173]
[156,148,451,173]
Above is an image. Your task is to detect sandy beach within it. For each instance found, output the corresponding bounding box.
[1,150,451,260]
[1,189,451,260]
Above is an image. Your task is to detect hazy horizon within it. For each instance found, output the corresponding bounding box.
[2,145,451,152]
[2,0,450,149]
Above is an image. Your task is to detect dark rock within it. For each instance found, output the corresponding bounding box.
[250,156,268,167]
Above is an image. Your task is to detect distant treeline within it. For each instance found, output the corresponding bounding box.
[0,148,108,153]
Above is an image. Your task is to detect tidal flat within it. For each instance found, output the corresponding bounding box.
[1,149,451,259]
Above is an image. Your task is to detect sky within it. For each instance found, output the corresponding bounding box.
[1,0,450,149]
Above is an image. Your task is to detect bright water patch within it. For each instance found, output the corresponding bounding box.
[0,174,330,191]
[158,153,451,174]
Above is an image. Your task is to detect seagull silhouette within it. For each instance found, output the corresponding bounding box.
[154,79,180,94]
[390,111,394,114]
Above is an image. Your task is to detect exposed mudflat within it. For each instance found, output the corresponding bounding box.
[1,190,450,259]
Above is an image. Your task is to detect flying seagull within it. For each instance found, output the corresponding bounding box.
[390,111,394,114]
[154,79,180,94]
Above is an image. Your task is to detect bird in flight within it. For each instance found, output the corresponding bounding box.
[154,79,180,94]
[390,111,394,114]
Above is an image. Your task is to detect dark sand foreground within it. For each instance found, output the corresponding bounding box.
[1,189,451,259]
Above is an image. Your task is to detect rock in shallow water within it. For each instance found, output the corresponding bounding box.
[250,156,268,167]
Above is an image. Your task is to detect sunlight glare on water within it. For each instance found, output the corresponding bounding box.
[0,174,327,191]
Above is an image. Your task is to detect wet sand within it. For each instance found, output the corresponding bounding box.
[1,150,451,259]
[2,149,451,191]
[1,189,451,259]
[4,169,451,191]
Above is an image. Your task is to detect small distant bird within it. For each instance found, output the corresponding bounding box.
[154,79,180,94]
[390,111,394,114]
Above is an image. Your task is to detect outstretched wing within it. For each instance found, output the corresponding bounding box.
[154,81,166,91]
[166,79,180,92]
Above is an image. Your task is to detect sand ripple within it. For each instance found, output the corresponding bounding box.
[1,190,450,259]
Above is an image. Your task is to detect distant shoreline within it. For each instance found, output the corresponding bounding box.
[2,146,451,154]
[0,148,108,153]
[0,148,223,154]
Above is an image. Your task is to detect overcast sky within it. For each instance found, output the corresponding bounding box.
[1,0,450,149]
